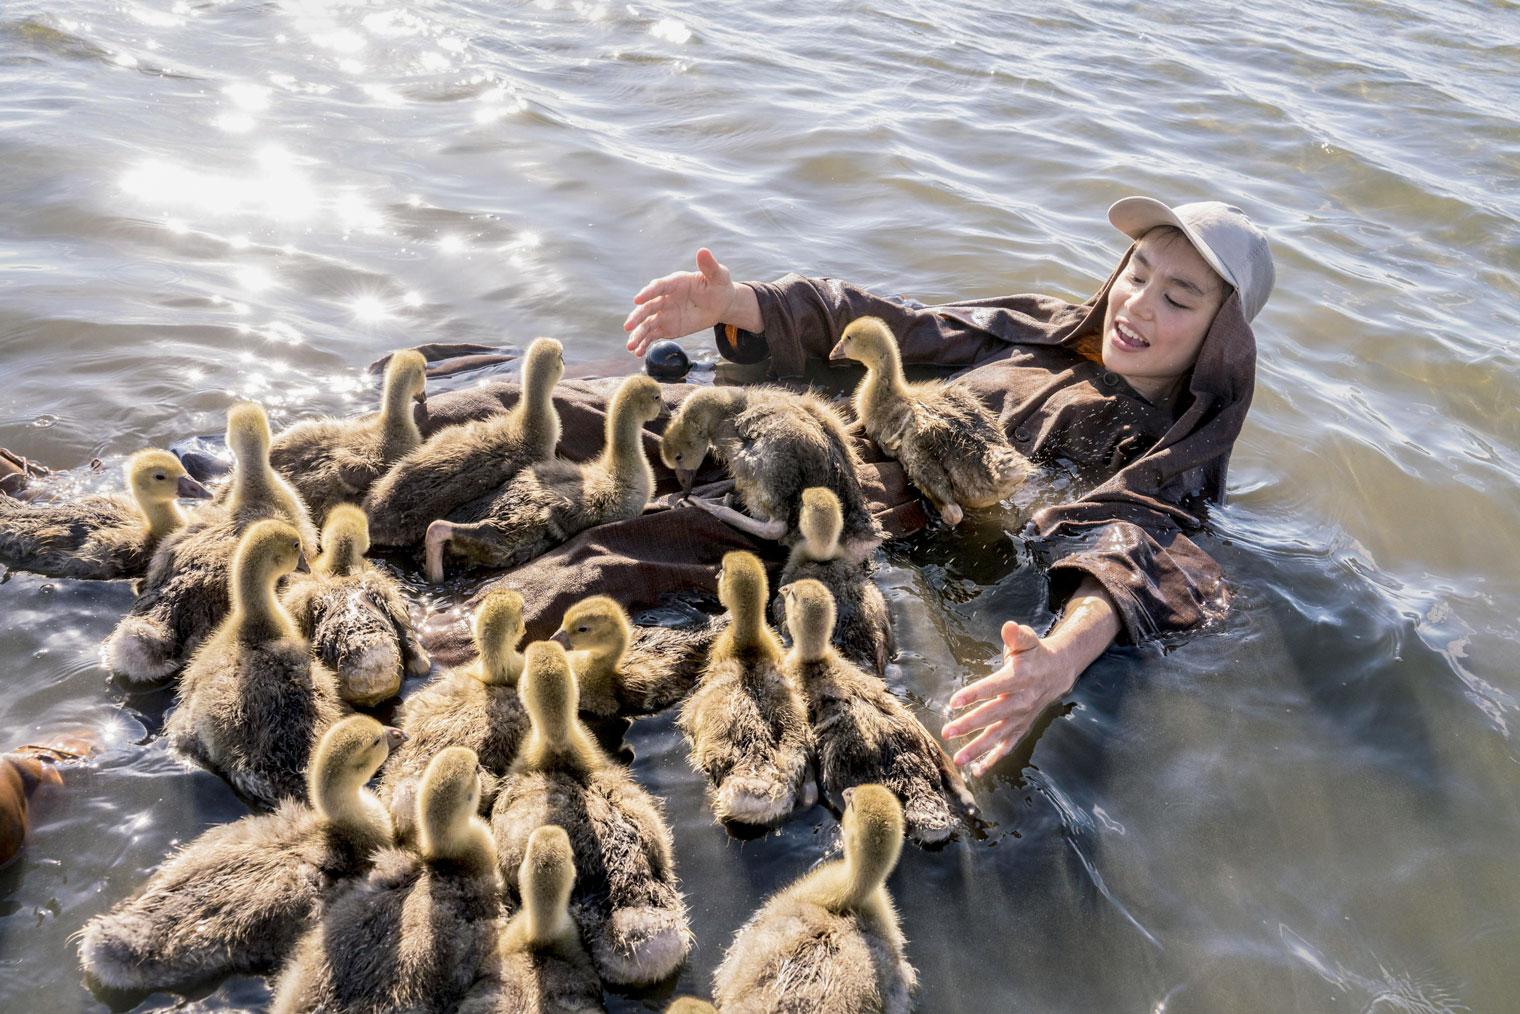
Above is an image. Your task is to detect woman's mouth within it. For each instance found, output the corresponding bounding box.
[1112,321,1150,351]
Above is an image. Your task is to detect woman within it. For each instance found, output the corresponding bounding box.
[623,197,1275,776]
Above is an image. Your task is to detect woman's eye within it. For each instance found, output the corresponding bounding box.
[1128,273,1145,285]
[1165,295,1189,310]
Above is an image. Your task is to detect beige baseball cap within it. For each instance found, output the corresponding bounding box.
[1108,197,1275,322]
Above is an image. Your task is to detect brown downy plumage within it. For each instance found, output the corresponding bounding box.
[664,1000,717,1014]
[456,825,605,1014]
[280,504,429,706]
[0,448,210,580]
[492,641,691,986]
[105,403,317,683]
[713,785,916,1014]
[775,486,895,676]
[782,579,974,846]
[678,551,816,828]
[271,746,502,1014]
[556,595,719,718]
[364,338,564,547]
[660,385,883,555]
[263,349,429,524]
[77,715,402,991]
[831,315,1029,525]
[164,519,347,808]
[423,373,663,583]
[378,588,530,843]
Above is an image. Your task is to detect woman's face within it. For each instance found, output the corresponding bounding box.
[1101,229,1227,403]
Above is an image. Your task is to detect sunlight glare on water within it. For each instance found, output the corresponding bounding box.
[0,0,1517,1011]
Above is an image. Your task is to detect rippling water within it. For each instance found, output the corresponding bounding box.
[2,0,1518,1010]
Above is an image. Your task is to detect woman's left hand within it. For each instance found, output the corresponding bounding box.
[941,622,1079,777]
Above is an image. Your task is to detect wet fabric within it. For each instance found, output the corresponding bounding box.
[411,247,1255,660]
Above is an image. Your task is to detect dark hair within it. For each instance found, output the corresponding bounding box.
[1140,225,1232,299]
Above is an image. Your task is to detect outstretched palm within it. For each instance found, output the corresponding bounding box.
[624,248,736,355]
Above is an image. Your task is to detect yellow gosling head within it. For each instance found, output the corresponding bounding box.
[522,337,565,395]
[611,374,664,427]
[417,745,487,863]
[316,504,369,575]
[781,578,835,663]
[797,486,843,561]
[659,389,720,474]
[308,714,402,815]
[384,349,428,407]
[830,315,898,368]
[558,596,630,659]
[718,550,769,619]
[473,588,526,685]
[233,519,306,589]
[225,402,272,467]
[519,824,575,943]
[125,449,200,505]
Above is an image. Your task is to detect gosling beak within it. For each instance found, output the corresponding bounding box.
[294,551,311,574]
[177,474,213,499]
[675,467,695,495]
[828,341,849,362]
[413,389,427,406]
[383,727,407,752]
[550,629,571,649]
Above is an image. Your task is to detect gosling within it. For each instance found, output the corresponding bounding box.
[492,641,692,986]
[776,486,894,676]
[164,519,347,808]
[660,385,883,555]
[0,448,210,580]
[423,373,663,583]
[78,715,402,990]
[831,315,1028,525]
[678,550,815,828]
[364,337,564,547]
[263,349,429,523]
[713,785,916,1013]
[557,594,719,718]
[105,402,317,682]
[783,579,974,845]
[378,588,530,842]
[456,825,605,1014]
[270,746,502,1014]
[280,504,430,706]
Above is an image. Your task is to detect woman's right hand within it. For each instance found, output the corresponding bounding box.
[624,248,756,356]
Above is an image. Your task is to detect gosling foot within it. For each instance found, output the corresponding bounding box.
[423,520,452,584]
[938,502,964,526]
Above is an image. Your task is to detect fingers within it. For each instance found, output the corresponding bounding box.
[696,247,729,285]
[942,692,1023,740]
[1002,620,1041,656]
[950,718,1017,772]
[947,665,1013,711]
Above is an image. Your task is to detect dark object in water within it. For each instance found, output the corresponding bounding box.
[0,448,51,501]
[169,435,232,483]
[644,340,691,381]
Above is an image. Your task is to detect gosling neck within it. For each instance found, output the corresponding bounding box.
[790,618,832,665]
[232,560,296,643]
[474,644,525,687]
[520,878,573,948]
[312,769,382,836]
[521,708,603,777]
[423,814,495,874]
[717,593,781,660]
[791,526,841,565]
[603,396,652,481]
[230,450,281,516]
[572,635,626,696]
[858,345,906,412]
[139,496,185,541]
[516,367,561,453]
[378,378,423,456]
[315,533,363,578]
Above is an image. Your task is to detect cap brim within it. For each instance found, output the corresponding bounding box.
[1107,196,1240,293]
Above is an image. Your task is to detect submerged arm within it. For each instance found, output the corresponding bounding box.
[941,576,1120,776]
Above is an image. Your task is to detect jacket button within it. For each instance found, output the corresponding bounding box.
[1013,428,1031,442]
[1101,372,1119,387]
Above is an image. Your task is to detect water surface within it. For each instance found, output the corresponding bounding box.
[1,1,1518,1011]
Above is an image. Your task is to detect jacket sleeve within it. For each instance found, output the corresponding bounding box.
[717,273,1071,379]
[1038,517,1229,643]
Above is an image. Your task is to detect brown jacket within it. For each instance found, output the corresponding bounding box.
[416,248,1253,661]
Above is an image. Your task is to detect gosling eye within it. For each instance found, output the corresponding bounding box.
[154,473,166,481]
[577,625,588,633]
[371,736,381,746]
[674,452,683,462]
